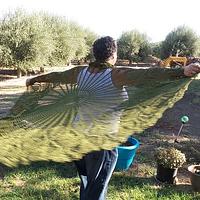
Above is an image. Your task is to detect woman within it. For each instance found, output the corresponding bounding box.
[26,36,200,200]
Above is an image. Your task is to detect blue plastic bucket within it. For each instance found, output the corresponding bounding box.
[115,137,140,171]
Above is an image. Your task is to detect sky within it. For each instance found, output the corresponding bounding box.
[0,0,199,42]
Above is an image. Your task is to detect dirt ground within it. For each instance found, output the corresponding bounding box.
[150,90,200,137]
[134,85,200,185]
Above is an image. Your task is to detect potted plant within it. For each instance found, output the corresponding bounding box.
[115,137,140,171]
[155,147,186,184]
[188,165,200,192]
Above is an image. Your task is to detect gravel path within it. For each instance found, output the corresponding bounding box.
[0,66,72,118]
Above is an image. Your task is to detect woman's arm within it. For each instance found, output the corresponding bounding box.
[26,66,83,86]
[112,63,200,87]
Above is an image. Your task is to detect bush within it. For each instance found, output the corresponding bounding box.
[155,147,186,169]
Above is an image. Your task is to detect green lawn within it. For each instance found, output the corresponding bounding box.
[0,159,199,200]
[0,122,200,200]
[0,131,200,200]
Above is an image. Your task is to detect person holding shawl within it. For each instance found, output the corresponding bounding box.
[25,36,199,200]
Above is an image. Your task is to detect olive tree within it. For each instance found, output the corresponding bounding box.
[83,29,98,62]
[43,15,92,65]
[43,15,76,66]
[151,42,162,58]
[161,26,198,59]
[0,9,98,77]
[70,23,89,61]
[0,10,55,77]
[117,30,151,64]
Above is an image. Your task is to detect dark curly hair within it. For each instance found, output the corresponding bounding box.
[92,36,117,61]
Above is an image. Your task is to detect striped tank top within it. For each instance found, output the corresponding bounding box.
[73,67,129,134]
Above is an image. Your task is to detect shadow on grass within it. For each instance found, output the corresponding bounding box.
[0,185,79,200]
[0,161,80,200]
[1,161,77,180]
[0,93,22,118]
[110,173,200,199]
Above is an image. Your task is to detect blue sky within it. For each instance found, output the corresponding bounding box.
[0,0,199,42]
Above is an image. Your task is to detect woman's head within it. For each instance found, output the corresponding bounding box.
[93,36,117,65]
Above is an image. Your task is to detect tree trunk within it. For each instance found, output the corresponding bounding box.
[0,164,6,180]
[40,67,44,73]
[17,68,22,78]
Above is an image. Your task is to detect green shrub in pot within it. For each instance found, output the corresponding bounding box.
[155,147,186,169]
[155,147,186,184]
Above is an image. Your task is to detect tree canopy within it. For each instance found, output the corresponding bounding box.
[0,10,54,69]
[1,10,200,70]
[117,30,151,63]
[0,10,97,71]
[161,26,199,59]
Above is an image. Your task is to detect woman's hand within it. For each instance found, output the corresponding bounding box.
[183,63,200,77]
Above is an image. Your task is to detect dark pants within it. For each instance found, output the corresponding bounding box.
[74,149,118,200]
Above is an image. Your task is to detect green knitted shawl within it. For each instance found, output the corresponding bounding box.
[0,65,199,167]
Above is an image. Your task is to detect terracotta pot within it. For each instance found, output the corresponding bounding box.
[188,165,200,192]
[156,164,178,184]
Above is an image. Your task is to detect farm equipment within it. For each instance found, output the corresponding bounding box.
[160,56,187,68]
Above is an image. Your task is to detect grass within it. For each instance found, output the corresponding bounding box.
[0,162,79,200]
[0,156,199,200]
[0,135,199,199]
[0,131,200,200]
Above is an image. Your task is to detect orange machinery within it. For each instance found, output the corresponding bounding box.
[160,56,187,67]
